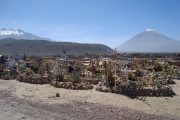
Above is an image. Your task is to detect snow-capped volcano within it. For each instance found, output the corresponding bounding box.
[0,28,50,40]
[116,29,180,53]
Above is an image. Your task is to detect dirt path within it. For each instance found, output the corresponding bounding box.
[0,79,179,120]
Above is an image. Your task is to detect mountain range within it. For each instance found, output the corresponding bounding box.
[0,28,180,56]
[0,28,50,40]
[116,29,180,53]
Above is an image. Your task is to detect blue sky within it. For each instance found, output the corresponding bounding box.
[0,0,180,48]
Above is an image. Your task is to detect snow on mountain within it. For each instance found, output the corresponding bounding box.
[144,28,154,32]
[116,29,180,53]
[0,28,23,36]
[0,28,50,40]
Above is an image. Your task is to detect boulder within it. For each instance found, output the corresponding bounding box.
[101,86,109,92]
[56,93,60,97]
[95,86,102,91]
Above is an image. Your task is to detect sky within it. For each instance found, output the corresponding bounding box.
[0,0,180,48]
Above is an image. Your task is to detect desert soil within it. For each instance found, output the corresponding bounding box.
[0,79,180,120]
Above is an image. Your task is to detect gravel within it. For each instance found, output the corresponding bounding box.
[0,89,176,120]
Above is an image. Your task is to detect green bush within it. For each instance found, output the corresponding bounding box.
[1,75,11,80]
[70,72,80,83]
[1,71,10,76]
[128,73,136,81]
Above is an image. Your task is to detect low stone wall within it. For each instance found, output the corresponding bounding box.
[17,74,50,84]
[96,82,176,98]
[50,81,93,90]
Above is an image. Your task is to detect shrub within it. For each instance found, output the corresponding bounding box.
[70,72,80,83]
[1,71,10,76]
[128,73,136,81]
[154,63,163,72]
[1,75,11,80]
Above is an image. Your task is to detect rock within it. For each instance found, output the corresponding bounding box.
[97,82,102,86]
[82,86,89,90]
[75,85,79,90]
[51,81,93,90]
[50,80,56,86]
[101,86,109,92]
[62,84,66,88]
[17,74,23,81]
[167,79,176,84]
[43,77,49,84]
[78,84,83,89]
[56,93,60,97]
[71,85,75,89]
[88,85,93,89]
[57,82,64,88]
[112,86,120,94]
[95,86,102,91]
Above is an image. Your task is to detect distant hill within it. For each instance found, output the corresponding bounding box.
[0,28,50,40]
[0,38,114,56]
[116,29,180,53]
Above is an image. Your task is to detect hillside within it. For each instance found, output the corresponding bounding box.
[116,29,180,53]
[0,38,114,56]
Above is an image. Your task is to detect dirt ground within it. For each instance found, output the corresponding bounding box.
[0,79,180,120]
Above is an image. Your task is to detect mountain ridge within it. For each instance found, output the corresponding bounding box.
[0,38,114,56]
